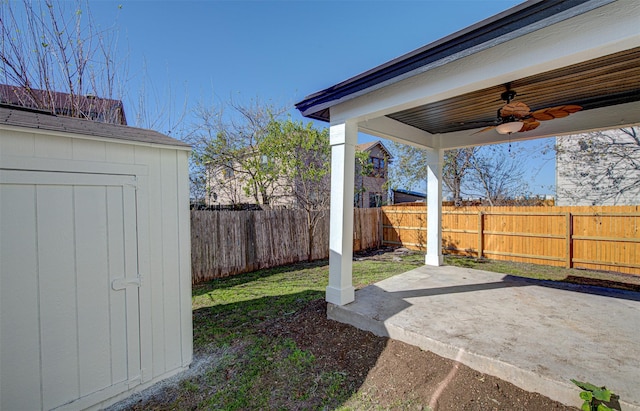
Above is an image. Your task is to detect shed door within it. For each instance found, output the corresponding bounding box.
[1,170,141,411]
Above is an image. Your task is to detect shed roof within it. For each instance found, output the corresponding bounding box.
[0,104,190,149]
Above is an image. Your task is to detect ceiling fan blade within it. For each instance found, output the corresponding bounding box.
[531,105,583,121]
[530,110,555,121]
[561,104,583,114]
[520,119,540,132]
[500,101,531,118]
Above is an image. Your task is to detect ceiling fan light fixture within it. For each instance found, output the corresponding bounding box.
[496,121,523,134]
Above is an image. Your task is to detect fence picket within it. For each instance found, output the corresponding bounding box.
[382,204,639,275]
[191,208,381,283]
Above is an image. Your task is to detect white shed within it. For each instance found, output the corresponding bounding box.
[0,105,192,410]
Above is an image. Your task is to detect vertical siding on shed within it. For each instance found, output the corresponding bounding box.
[159,149,183,372]
[37,185,79,408]
[133,145,192,381]
[0,128,192,410]
[0,185,41,411]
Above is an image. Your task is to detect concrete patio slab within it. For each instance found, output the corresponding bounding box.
[328,265,640,410]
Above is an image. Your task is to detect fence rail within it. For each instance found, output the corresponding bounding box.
[191,208,381,283]
[382,204,640,275]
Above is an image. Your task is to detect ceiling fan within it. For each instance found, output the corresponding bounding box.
[475,87,583,135]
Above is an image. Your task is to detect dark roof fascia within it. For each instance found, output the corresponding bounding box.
[295,0,613,122]
[393,188,426,198]
[0,104,190,149]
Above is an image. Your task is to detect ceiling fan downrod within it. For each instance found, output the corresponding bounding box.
[500,90,517,104]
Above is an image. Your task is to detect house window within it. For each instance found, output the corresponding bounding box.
[369,192,383,208]
[368,157,386,177]
[354,192,362,208]
[223,161,234,178]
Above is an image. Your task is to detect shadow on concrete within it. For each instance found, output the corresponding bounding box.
[388,274,640,302]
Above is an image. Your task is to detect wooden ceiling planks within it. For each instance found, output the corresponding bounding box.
[387,47,640,134]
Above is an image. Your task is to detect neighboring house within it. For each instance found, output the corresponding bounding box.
[354,141,392,208]
[205,154,296,207]
[556,127,640,206]
[206,139,392,208]
[392,188,426,204]
[0,84,127,125]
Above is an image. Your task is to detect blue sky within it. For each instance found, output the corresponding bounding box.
[89,0,555,194]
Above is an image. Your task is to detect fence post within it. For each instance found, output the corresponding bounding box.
[377,207,383,249]
[565,212,573,268]
[478,211,484,258]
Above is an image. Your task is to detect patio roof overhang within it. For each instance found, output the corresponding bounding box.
[296,0,640,149]
[295,0,640,306]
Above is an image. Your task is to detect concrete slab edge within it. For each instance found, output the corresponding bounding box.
[327,304,639,411]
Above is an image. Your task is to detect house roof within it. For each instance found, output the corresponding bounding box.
[0,84,128,125]
[294,0,635,126]
[0,104,190,149]
[355,140,392,158]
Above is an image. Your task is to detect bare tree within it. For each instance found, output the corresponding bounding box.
[443,148,476,206]
[466,145,529,206]
[556,127,640,205]
[391,143,529,205]
[0,0,125,122]
[390,144,478,204]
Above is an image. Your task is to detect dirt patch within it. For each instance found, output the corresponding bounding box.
[263,299,576,410]
[109,298,577,410]
[354,246,412,262]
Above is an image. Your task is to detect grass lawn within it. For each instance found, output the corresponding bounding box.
[120,251,637,410]
[185,253,423,410]
[192,253,424,348]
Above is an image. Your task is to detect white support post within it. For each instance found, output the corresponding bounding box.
[425,148,444,266]
[327,122,357,305]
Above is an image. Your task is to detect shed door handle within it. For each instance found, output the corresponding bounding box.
[112,277,141,290]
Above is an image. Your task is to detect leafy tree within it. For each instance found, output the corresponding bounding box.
[0,0,124,120]
[190,102,332,259]
[354,150,375,206]
[264,118,331,260]
[190,98,288,206]
[556,127,640,205]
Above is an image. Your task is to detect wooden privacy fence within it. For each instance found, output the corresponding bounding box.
[191,208,381,283]
[382,203,640,275]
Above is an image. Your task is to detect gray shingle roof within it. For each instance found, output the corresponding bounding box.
[0,104,190,149]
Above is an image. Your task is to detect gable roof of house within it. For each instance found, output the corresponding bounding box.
[0,104,190,149]
[294,0,617,123]
[355,140,392,158]
[0,84,127,125]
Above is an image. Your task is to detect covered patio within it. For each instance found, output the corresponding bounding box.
[328,265,640,410]
[296,0,640,408]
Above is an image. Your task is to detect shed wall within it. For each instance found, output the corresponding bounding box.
[0,127,192,410]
